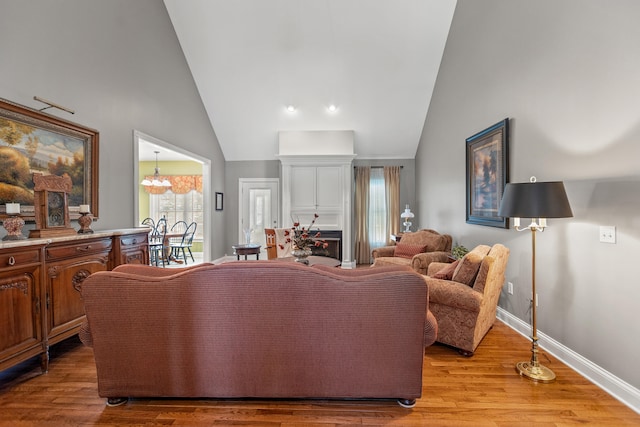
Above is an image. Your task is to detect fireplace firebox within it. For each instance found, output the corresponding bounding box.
[310,230,342,261]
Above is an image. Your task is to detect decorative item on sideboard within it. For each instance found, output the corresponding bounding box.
[2,203,27,240]
[77,204,94,234]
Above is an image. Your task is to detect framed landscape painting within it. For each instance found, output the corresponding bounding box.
[0,98,99,220]
[466,118,509,228]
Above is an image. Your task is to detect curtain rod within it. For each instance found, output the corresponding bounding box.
[354,166,403,169]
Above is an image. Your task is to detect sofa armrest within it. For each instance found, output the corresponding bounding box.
[79,320,93,348]
[426,277,483,312]
[371,246,395,259]
[411,251,451,275]
[424,310,438,347]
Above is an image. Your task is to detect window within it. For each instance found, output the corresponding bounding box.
[150,190,203,241]
[368,168,387,249]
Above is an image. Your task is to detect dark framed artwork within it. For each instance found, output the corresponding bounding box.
[215,192,223,211]
[0,98,99,221]
[466,118,509,228]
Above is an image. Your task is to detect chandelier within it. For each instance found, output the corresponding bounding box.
[141,151,172,187]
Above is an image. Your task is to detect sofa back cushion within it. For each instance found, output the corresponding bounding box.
[452,245,491,286]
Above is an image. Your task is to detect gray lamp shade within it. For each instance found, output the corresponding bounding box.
[498,181,573,219]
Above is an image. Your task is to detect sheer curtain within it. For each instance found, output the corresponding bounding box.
[354,167,370,264]
[354,165,401,265]
[368,168,387,250]
[384,166,401,245]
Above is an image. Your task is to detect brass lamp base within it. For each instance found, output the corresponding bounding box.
[516,361,556,383]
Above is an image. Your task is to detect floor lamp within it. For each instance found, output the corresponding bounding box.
[498,177,573,383]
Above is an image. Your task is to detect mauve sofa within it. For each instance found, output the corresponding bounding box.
[80,262,437,408]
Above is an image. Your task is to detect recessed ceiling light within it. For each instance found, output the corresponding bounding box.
[286,105,296,113]
[328,104,337,113]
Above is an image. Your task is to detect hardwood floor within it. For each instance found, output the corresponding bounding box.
[1,321,638,426]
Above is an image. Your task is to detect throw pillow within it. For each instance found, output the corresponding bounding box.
[432,260,459,280]
[452,245,491,286]
[394,243,428,259]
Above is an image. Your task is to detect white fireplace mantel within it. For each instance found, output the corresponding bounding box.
[278,131,356,268]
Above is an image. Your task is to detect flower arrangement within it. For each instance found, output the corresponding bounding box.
[279,213,329,253]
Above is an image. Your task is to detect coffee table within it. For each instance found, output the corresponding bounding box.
[273,255,341,267]
[232,244,261,260]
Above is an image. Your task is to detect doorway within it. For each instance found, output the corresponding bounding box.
[133,130,212,261]
[239,178,279,254]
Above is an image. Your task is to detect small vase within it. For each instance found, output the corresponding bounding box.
[292,247,313,265]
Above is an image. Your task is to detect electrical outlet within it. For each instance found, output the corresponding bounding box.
[507,282,514,295]
[599,226,616,243]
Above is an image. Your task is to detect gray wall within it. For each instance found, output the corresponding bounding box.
[0,0,227,258]
[417,0,640,388]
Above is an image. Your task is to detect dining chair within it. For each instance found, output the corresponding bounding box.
[169,221,197,264]
[149,218,168,267]
[169,220,188,245]
[141,217,155,229]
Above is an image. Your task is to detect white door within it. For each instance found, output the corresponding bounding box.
[239,179,279,252]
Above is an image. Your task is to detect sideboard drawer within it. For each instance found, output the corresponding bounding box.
[46,238,113,260]
[118,234,148,247]
[0,249,41,268]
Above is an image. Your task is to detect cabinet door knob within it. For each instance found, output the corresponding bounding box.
[76,246,91,252]
[8,256,15,266]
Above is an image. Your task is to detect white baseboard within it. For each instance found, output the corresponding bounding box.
[497,308,640,414]
[340,260,356,269]
[212,255,237,264]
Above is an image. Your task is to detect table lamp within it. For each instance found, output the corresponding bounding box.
[400,205,414,232]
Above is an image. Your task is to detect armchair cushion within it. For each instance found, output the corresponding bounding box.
[452,245,491,286]
[432,260,459,280]
[394,243,428,259]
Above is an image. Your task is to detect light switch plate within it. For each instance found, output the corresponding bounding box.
[599,226,616,243]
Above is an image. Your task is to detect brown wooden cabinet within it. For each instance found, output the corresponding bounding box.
[0,229,149,373]
[0,244,46,373]
[44,237,112,348]
[112,232,149,266]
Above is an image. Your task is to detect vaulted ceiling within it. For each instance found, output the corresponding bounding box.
[163,0,456,161]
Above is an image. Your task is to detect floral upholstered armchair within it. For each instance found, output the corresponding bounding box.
[371,229,452,274]
[425,243,510,356]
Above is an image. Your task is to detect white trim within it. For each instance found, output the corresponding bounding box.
[497,308,640,414]
[278,154,356,266]
[238,178,281,246]
[133,130,212,261]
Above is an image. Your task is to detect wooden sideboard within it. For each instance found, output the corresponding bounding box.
[0,228,149,374]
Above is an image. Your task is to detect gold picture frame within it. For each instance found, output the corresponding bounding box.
[0,98,99,221]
